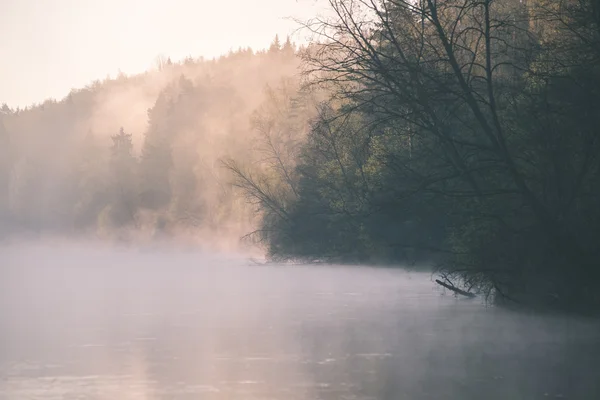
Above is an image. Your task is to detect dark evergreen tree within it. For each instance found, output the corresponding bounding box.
[282,36,295,57]
[139,92,175,209]
[268,34,281,53]
[109,127,137,226]
[0,117,11,230]
[72,130,108,229]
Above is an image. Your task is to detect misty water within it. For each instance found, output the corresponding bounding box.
[1,244,599,400]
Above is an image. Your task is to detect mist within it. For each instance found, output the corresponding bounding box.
[2,243,599,399]
[3,0,600,398]
[0,41,306,250]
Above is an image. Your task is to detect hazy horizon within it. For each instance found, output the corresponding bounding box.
[0,0,324,108]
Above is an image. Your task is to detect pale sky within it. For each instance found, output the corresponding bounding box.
[0,0,325,108]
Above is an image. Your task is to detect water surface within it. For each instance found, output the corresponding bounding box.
[1,243,599,399]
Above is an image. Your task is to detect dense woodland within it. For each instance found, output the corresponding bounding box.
[228,0,600,313]
[0,36,305,248]
[2,0,600,313]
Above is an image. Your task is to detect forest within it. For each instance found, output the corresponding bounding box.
[2,0,600,313]
[0,37,303,249]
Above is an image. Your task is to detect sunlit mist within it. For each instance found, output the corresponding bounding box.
[0,0,325,107]
[2,1,600,399]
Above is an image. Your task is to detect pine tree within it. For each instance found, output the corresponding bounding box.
[139,93,174,209]
[0,103,12,115]
[282,36,295,57]
[72,130,108,228]
[0,117,11,227]
[269,34,281,53]
[109,127,138,225]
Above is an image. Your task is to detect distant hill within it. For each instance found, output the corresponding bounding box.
[0,37,311,249]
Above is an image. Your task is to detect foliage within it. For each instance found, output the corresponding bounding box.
[232,0,600,313]
[1,37,301,245]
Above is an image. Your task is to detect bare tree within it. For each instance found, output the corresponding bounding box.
[296,0,600,307]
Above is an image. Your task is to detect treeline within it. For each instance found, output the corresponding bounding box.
[2,1,600,312]
[0,36,306,247]
[228,1,600,312]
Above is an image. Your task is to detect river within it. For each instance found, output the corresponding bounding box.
[1,243,599,399]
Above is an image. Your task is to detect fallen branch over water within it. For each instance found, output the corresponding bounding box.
[435,279,476,298]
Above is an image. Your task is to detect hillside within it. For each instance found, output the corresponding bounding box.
[0,37,310,249]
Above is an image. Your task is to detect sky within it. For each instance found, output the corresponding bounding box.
[0,0,326,108]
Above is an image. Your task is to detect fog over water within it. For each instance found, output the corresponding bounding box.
[3,0,600,398]
[1,243,599,400]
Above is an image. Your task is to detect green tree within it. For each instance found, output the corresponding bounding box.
[72,130,108,229]
[108,127,138,226]
[0,117,11,231]
[282,36,295,58]
[139,94,174,210]
[222,78,317,253]
[232,0,600,311]
[269,34,281,53]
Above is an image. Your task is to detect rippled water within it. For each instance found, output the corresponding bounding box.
[1,243,599,399]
